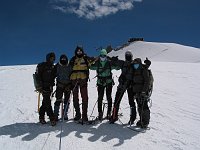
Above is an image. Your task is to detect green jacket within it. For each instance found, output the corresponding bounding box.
[90,58,120,86]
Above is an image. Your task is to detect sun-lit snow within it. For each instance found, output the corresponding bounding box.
[0,42,200,150]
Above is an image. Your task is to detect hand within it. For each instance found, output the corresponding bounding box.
[144,57,151,66]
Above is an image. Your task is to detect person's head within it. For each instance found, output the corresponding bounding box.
[46,52,55,64]
[125,51,133,62]
[75,46,84,58]
[59,54,68,66]
[99,49,107,61]
[133,58,142,69]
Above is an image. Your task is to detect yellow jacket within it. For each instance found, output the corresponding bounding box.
[70,57,89,80]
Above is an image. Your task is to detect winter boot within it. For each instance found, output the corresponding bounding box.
[39,116,47,124]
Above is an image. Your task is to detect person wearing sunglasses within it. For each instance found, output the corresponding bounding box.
[90,49,120,120]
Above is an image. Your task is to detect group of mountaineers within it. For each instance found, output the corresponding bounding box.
[33,45,153,129]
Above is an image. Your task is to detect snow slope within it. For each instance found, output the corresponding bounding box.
[109,41,200,63]
[0,42,200,150]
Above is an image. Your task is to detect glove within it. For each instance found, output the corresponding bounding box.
[111,56,118,61]
[36,86,43,93]
[140,91,147,97]
[144,57,151,66]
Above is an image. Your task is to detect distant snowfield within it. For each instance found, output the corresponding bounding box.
[0,42,200,150]
[109,41,200,63]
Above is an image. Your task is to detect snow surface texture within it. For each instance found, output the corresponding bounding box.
[0,42,200,150]
[109,41,200,63]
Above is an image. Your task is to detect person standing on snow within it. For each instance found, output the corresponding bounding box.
[34,52,57,126]
[54,54,72,121]
[69,46,95,122]
[132,58,151,128]
[90,49,120,120]
[109,51,137,124]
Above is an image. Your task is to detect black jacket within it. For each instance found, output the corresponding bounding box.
[132,64,150,93]
[36,62,56,88]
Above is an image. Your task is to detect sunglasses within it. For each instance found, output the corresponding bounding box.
[100,55,106,58]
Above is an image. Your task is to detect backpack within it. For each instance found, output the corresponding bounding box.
[33,63,43,91]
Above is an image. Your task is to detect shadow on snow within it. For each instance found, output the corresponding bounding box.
[0,120,141,147]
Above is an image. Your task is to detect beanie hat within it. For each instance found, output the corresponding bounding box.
[46,52,55,62]
[59,54,68,65]
[133,58,142,64]
[100,49,107,56]
[125,51,133,61]
[75,46,84,57]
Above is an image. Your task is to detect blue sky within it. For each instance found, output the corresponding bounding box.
[0,0,199,66]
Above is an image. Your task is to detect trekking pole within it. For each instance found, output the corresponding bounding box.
[59,93,71,150]
[89,99,98,119]
[38,92,41,113]
[89,84,107,120]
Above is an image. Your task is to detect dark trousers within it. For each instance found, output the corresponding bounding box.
[72,80,88,119]
[136,96,150,125]
[54,86,71,106]
[39,88,54,120]
[97,83,113,115]
[112,83,136,120]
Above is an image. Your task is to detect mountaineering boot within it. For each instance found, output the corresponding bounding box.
[128,118,134,125]
[74,113,81,121]
[136,120,148,128]
[136,120,141,127]
[128,107,136,125]
[98,112,103,121]
[109,107,119,124]
[74,103,81,121]
[39,116,47,124]
[50,117,56,126]
[54,105,60,121]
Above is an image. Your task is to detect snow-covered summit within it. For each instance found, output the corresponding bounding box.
[109,41,200,63]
